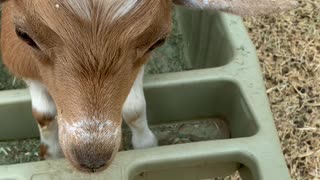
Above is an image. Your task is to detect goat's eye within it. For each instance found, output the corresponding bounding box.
[148,38,166,52]
[15,29,39,49]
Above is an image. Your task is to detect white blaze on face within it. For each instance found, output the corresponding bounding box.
[112,0,139,21]
[64,0,138,21]
[64,0,92,20]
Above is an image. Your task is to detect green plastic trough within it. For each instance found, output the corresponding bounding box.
[0,8,290,180]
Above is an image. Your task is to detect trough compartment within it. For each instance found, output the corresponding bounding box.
[0,7,290,180]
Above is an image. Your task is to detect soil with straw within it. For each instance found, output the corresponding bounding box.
[243,0,320,179]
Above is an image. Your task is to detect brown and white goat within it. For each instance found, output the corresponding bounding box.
[1,0,297,173]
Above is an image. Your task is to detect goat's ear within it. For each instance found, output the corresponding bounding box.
[172,0,299,16]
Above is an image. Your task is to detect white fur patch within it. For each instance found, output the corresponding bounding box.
[38,120,64,159]
[112,0,138,20]
[122,66,158,149]
[61,119,120,143]
[64,0,92,20]
[64,0,138,21]
[26,80,62,159]
[131,128,158,149]
[26,80,57,116]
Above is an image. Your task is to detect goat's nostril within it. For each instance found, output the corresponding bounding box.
[91,167,97,173]
[80,162,107,172]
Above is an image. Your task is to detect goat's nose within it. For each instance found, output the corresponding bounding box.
[60,120,121,172]
[71,144,114,173]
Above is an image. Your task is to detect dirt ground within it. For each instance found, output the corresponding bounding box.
[0,1,319,179]
[243,0,319,179]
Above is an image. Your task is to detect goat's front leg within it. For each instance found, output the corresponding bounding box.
[122,67,157,149]
[27,80,63,160]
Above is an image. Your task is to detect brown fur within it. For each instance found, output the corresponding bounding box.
[1,3,41,80]
[32,110,55,127]
[39,143,49,160]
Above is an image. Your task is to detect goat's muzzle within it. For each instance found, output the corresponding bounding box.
[59,119,122,173]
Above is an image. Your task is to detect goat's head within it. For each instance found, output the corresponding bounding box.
[9,0,172,172]
[5,0,298,173]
